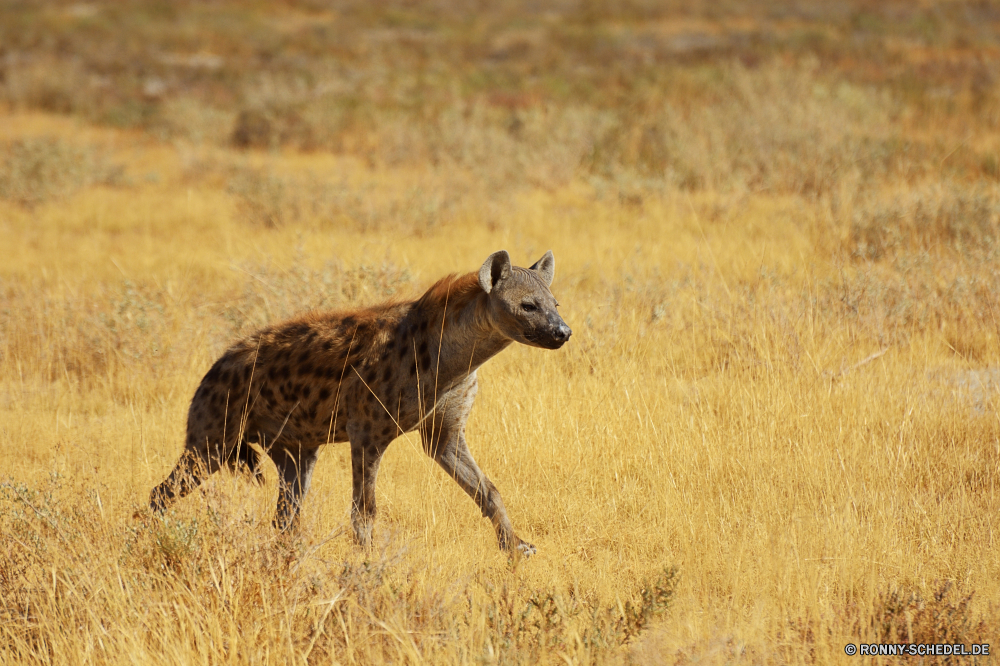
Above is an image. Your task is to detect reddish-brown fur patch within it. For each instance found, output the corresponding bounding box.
[415,272,483,317]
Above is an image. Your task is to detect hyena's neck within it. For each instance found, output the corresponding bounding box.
[412,292,510,388]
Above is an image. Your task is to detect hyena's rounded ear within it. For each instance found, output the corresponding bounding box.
[529,250,555,286]
[479,250,512,294]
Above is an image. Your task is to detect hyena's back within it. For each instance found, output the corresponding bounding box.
[185,302,411,471]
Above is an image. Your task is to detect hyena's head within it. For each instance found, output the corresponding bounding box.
[478,250,572,349]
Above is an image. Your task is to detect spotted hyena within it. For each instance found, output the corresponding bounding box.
[149,250,571,555]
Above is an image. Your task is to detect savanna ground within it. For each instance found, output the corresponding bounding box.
[1,1,999,663]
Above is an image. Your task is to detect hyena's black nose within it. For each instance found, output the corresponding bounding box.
[553,324,572,342]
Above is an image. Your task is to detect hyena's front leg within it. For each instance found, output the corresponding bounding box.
[424,416,535,557]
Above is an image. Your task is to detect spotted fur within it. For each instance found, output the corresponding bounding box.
[149,250,571,555]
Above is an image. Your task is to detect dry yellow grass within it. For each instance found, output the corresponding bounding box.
[2,112,997,664]
[2,2,1000,662]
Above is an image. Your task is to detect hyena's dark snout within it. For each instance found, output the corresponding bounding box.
[552,323,572,344]
[540,315,572,349]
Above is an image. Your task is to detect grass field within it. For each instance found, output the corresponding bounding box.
[1,1,999,663]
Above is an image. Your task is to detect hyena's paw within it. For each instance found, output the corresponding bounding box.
[498,530,536,558]
[351,515,374,550]
[516,541,537,558]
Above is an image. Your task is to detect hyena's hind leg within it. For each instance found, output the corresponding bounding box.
[267,443,320,531]
[225,438,265,484]
[149,437,263,514]
[149,447,213,512]
[149,425,233,512]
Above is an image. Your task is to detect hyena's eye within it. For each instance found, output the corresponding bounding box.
[521,302,538,312]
